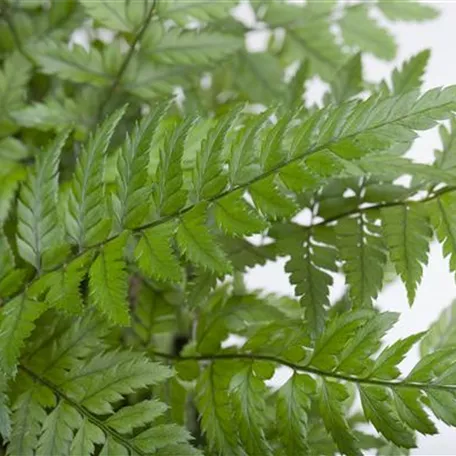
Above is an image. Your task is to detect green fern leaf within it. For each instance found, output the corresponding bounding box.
[214,191,268,237]
[359,385,416,448]
[99,437,128,456]
[276,373,316,454]
[336,212,387,307]
[145,29,242,65]
[0,374,10,440]
[157,0,236,25]
[135,223,182,282]
[330,53,363,104]
[193,108,240,200]
[435,118,456,170]
[340,5,396,60]
[428,193,456,276]
[370,332,425,379]
[196,362,240,456]
[8,384,53,456]
[12,99,83,134]
[249,177,296,219]
[16,132,69,272]
[38,253,92,315]
[230,362,271,455]
[0,53,32,136]
[132,424,192,453]
[0,296,46,375]
[310,310,373,370]
[66,108,125,249]
[113,105,167,230]
[377,0,438,21]
[80,0,147,32]
[382,205,432,304]
[391,50,430,95]
[70,418,105,456]
[89,235,129,325]
[393,389,437,435]
[0,231,14,283]
[279,224,338,337]
[155,118,193,215]
[335,312,398,375]
[420,300,456,355]
[229,111,271,185]
[34,41,111,87]
[105,400,168,434]
[176,203,231,274]
[320,380,361,456]
[37,402,81,456]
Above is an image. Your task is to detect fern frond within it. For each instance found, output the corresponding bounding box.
[276,373,315,454]
[80,0,147,32]
[382,205,432,304]
[89,235,129,325]
[16,132,69,272]
[176,203,231,274]
[196,362,239,456]
[377,0,438,22]
[420,300,456,355]
[113,104,166,230]
[391,50,430,95]
[66,107,125,249]
[337,211,386,307]
[0,296,46,376]
[339,5,396,60]
[6,311,196,456]
[134,222,182,282]
[145,29,242,65]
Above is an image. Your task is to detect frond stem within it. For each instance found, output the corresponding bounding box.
[149,350,456,393]
[96,0,157,121]
[19,364,148,456]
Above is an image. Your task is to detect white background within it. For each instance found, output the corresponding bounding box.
[243,2,456,454]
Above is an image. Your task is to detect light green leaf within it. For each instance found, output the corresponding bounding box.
[370,332,425,380]
[420,300,456,355]
[89,236,129,325]
[277,373,316,454]
[340,5,396,60]
[0,296,47,375]
[382,205,432,304]
[145,29,242,65]
[16,132,69,272]
[70,418,105,456]
[176,203,231,274]
[80,0,148,32]
[214,192,268,237]
[377,0,438,22]
[113,104,167,230]
[135,223,181,282]
[320,380,361,456]
[66,108,125,248]
[359,385,416,448]
[391,50,430,95]
[105,400,168,434]
[155,118,193,215]
[37,402,81,456]
[196,362,240,456]
[337,212,387,307]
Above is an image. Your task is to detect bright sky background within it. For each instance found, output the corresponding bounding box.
[243,2,456,454]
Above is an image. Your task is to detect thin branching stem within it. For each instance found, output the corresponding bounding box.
[19,364,149,456]
[149,350,456,393]
[96,0,157,121]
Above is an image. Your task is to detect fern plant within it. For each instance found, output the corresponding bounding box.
[1,0,456,454]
